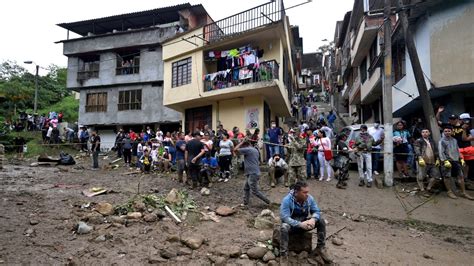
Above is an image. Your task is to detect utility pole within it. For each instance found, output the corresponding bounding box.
[382,0,394,187]
[396,0,441,143]
[34,64,39,114]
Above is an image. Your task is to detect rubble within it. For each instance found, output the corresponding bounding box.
[215,206,235,216]
[76,221,93,234]
[246,246,268,259]
[181,235,205,250]
[254,209,276,230]
[262,251,276,262]
[95,202,114,216]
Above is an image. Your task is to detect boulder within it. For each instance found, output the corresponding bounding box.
[254,209,276,230]
[126,212,142,219]
[246,246,268,259]
[143,213,158,223]
[181,235,205,250]
[165,188,182,205]
[257,230,273,242]
[95,202,114,216]
[331,237,344,246]
[200,187,211,196]
[263,251,276,262]
[215,206,235,217]
[215,245,242,258]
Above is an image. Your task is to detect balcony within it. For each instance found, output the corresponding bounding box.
[203,0,284,44]
[204,60,279,92]
[349,75,361,104]
[77,70,99,82]
[351,16,384,67]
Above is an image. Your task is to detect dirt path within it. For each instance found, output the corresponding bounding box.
[0,157,473,265]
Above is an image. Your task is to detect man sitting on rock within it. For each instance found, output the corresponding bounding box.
[279,181,331,263]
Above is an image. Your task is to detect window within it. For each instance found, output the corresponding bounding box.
[116,50,140,75]
[85,92,107,112]
[78,54,100,81]
[172,57,192,87]
[360,58,368,83]
[393,41,406,83]
[118,89,142,111]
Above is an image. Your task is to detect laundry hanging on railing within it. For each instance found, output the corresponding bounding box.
[206,45,264,71]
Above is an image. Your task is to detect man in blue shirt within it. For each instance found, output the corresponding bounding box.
[279,181,331,263]
[268,121,282,158]
[200,153,218,184]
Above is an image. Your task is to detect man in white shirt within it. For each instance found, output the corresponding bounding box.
[368,122,384,175]
[268,154,289,187]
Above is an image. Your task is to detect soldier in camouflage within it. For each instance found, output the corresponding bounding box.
[287,128,307,186]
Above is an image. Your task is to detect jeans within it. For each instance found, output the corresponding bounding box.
[123,149,131,164]
[92,150,99,169]
[269,144,280,158]
[318,151,333,179]
[218,155,232,178]
[357,152,372,182]
[243,173,270,205]
[371,148,381,172]
[306,153,319,178]
[188,163,201,186]
[280,218,326,255]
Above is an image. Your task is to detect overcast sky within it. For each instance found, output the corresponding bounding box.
[1,0,353,74]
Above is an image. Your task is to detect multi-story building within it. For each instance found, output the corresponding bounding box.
[162,1,296,133]
[298,53,323,93]
[57,3,211,149]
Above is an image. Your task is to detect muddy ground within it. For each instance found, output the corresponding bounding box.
[0,155,473,265]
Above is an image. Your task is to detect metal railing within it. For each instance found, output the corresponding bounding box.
[203,60,279,92]
[77,70,99,81]
[203,0,285,44]
[116,66,140,75]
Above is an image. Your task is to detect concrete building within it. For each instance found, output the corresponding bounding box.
[392,0,474,121]
[57,3,211,149]
[162,1,296,133]
[298,53,323,93]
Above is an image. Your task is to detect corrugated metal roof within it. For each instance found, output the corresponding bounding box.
[57,3,206,36]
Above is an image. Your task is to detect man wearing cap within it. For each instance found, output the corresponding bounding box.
[439,125,473,200]
[287,127,307,186]
[268,153,289,187]
[436,107,463,140]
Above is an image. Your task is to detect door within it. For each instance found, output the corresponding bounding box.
[185,105,212,133]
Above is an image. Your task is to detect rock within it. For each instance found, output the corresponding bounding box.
[246,246,268,259]
[200,187,211,196]
[352,214,366,222]
[148,256,167,264]
[29,219,39,225]
[95,202,114,216]
[108,216,126,224]
[94,235,106,242]
[133,201,146,212]
[423,253,434,260]
[215,206,235,217]
[166,234,180,242]
[259,209,276,219]
[177,247,192,256]
[84,212,104,224]
[268,260,278,266]
[181,235,205,250]
[126,212,142,219]
[76,222,93,234]
[254,217,275,230]
[258,230,273,242]
[160,248,177,259]
[332,237,344,246]
[165,188,182,205]
[239,254,249,259]
[154,210,167,219]
[24,228,35,236]
[215,245,242,258]
[208,255,227,265]
[298,251,309,260]
[143,213,158,222]
[263,251,276,262]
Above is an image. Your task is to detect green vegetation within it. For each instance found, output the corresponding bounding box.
[37,95,79,122]
[5,131,78,158]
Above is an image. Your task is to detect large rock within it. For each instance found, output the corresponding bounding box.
[258,230,273,242]
[76,222,93,234]
[143,213,158,222]
[165,188,182,205]
[181,235,205,250]
[215,206,235,217]
[215,245,242,258]
[263,251,276,262]
[254,209,277,230]
[95,202,114,216]
[126,212,142,219]
[246,247,268,259]
[272,225,312,252]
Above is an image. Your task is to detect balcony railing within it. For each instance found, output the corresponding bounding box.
[203,0,285,44]
[77,70,99,81]
[204,60,279,92]
[116,66,140,75]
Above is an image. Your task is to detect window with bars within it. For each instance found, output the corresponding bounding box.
[172,57,192,88]
[85,92,107,112]
[118,89,142,111]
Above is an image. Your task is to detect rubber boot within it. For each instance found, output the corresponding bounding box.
[283,172,289,187]
[426,178,436,191]
[459,180,474,200]
[444,178,458,199]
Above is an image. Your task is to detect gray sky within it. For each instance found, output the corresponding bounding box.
[1,0,353,74]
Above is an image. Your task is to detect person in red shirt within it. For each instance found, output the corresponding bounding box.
[129,129,137,141]
[305,128,319,179]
